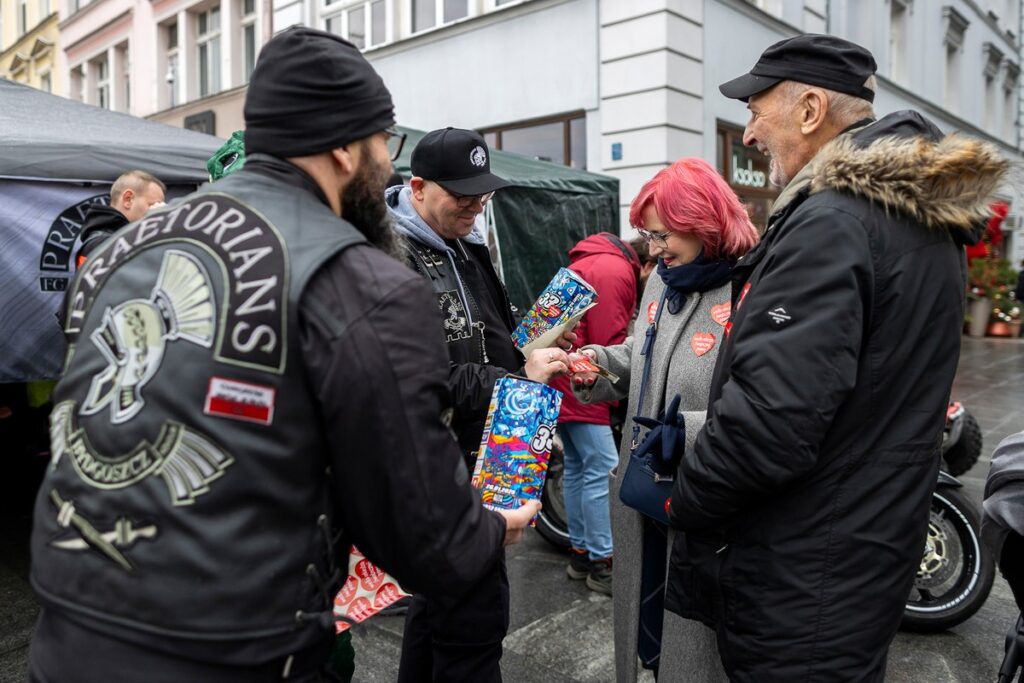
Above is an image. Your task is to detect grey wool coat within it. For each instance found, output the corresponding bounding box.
[575,274,730,683]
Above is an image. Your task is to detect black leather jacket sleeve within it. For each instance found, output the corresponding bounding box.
[447,360,511,423]
[299,244,505,597]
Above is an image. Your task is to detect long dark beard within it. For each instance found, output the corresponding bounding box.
[342,158,406,261]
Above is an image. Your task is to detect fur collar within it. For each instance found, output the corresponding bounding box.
[807,116,1009,231]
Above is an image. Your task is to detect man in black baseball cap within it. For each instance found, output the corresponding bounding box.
[387,129,572,682]
[667,30,1008,683]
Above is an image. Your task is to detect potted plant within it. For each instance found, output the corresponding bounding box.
[966,258,998,337]
[987,259,1022,337]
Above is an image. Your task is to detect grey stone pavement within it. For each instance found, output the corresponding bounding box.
[1,337,1021,682]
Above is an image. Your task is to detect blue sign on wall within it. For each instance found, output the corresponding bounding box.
[611,142,622,161]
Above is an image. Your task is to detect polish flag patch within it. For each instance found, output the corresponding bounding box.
[691,332,716,357]
[710,302,731,326]
[204,377,276,426]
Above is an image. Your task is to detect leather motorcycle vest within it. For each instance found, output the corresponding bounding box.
[30,170,364,653]
[407,238,490,365]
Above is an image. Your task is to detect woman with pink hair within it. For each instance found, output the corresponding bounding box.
[571,157,758,682]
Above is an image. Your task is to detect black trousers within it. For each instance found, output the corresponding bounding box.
[397,553,509,683]
[29,608,336,683]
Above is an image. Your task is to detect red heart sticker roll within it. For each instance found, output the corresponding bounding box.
[336,575,359,607]
[355,558,385,592]
[647,301,658,324]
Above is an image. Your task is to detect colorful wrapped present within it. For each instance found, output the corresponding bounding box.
[471,377,563,518]
[333,546,409,633]
[510,268,597,355]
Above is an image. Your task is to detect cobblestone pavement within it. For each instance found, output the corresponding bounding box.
[1,337,1021,682]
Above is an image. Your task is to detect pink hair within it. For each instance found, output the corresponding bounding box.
[629,158,759,260]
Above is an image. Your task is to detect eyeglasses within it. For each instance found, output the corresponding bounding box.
[635,227,671,246]
[384,127,406,161]
[437,184,495,209]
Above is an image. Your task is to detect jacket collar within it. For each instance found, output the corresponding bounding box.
[769,118,874,219]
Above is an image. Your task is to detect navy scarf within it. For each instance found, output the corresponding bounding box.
[657,251,735,314]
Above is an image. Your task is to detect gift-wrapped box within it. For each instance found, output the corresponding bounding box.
[471,376,563,516]
[510,268,597,355]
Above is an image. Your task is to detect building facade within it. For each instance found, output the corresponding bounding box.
[54,0,1024,255]
[57,0,268,135]
[1,0,61,93]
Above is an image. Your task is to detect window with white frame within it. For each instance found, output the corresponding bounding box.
[121,45,131,112]
[983,43,1003,133]
[323,0,389,49]
[411,0,468,34]
[18,0,28,35]
[166,22,180,107]
[70,65,84,101]
[39,70,51,93]
[39,0,50,17]
[242,0,258,82]
[889,0,909,84]
[942,6,967,113]
[1004,61,1019,139]
[197,6,222,98]
[96,56,110,109]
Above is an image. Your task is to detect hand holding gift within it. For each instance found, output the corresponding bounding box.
[497,499,543,546]
[525,348,571,384]
[569,349,620,386]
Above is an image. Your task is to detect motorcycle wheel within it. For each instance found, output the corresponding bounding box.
[902,487,995,632]
[535,441,572,550]
[942,411,983,477]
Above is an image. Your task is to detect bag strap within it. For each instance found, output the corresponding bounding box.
[630,287,669,451]
[599,232,638,266]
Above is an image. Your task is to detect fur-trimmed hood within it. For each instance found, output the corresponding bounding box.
[785,111,1009,232]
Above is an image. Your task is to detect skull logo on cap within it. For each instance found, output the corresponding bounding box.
[470,146,487,168]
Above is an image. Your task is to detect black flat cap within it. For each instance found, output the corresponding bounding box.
[720,34,877,103]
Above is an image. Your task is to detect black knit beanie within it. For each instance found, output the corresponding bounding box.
[244,27,395,158]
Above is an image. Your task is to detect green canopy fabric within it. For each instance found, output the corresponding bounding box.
[393,126,620,311]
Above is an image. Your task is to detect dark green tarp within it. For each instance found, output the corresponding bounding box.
[393,126,619,312]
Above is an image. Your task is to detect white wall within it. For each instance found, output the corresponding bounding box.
[701,0,797,162]
[366,0,600,131]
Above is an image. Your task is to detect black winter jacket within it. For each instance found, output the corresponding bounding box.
[76,204,128,263]
[387,188,524,457]
[665,112,1008,681]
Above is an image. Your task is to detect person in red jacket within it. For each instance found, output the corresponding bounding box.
[552,233,640,594]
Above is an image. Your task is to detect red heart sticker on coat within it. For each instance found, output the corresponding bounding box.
[647,301,658,324]
[710,302,731,326]
[691,332,716,356]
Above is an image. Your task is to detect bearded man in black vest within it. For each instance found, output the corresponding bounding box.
[29,28,537,683]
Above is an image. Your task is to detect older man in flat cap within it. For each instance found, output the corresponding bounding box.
[28,27,537,682]
[660,34,1008,681]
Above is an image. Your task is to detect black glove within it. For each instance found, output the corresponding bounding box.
[631,393,686,476]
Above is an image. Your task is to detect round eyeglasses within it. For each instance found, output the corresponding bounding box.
[437,184,495,209]
[635,227,671,246]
